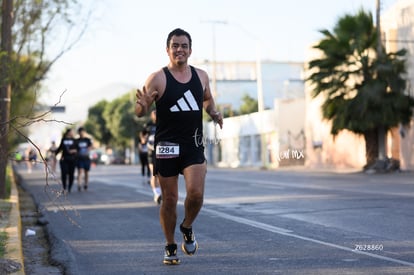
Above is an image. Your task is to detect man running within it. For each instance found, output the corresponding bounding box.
[135,28,223,265]
[76,127,93,191]
[146,109,162,204]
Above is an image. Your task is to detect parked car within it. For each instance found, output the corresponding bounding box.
[89,150,108,165]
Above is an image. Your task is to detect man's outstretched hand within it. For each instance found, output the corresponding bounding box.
[135,86,158,116]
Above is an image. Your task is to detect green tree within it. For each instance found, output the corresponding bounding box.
[84,100,112,146]
[307,10,414,167]
[1,0,89,196]
[239,94,258,115]
[6,55,51,148]
[5,0,89,148]
[1,0,88,151]
[102,92,143,150]
[84,92,150,154]
[11,0,87,81]
[0,0,13,199]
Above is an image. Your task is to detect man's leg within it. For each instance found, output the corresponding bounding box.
[60,161,67,190]
[77,167,84,191]
[158,174,180,265]
[84,170,89,186]
[84,160,90,189]
[178,162,206,255]
[68,161,76,192]
[139,154,146,176]
[158,175,179,244]
[181,162,206,227]
[149,163,162,203]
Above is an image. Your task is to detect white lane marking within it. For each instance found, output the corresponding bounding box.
[204,208,292,234]
[207,175,414,197]
[97,176,414,267]
[203,207,414,267]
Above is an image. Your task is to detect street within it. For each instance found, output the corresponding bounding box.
[14,164,414,275]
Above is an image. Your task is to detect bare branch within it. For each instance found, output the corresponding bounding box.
[7,89,81,227]
[39,9,92,81]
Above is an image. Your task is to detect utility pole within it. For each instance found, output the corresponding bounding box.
[201,20,227,99]
[376,0,386,161]
[376,0,381,53]
[201,20,226,166]
[0,0,13,198]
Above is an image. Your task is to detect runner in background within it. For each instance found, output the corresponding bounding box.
[76,127,93,191]
[146,109,161,204]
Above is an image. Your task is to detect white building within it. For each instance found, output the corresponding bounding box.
[200,61,306,168]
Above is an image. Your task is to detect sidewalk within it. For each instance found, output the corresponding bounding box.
[2,168,25,275]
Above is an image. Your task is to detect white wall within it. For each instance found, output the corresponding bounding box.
[205,99,306,168]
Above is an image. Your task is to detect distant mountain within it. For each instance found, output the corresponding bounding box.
[66,82,136,122]
[77,82,136,104]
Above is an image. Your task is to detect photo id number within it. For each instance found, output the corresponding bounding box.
[354,244,383,251]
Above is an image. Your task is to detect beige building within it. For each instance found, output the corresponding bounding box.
[382,0,414,170]
[305,0,414,171]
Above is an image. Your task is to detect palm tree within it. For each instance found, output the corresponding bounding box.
[307,10,414,168]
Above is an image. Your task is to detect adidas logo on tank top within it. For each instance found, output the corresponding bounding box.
[169,90,200,112]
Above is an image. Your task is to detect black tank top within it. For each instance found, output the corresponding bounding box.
[155,66,203,145]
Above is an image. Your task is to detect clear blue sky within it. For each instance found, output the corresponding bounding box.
[41,0,397,122]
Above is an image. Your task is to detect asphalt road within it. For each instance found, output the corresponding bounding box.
[15,164,414,275]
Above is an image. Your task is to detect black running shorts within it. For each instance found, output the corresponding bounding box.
[154,142,205,177]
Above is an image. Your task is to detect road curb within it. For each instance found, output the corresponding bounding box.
[5,168,25,275]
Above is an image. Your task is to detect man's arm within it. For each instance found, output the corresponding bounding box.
[135,72,160,117]
[201,70,223,129]
[88,138,93,151]
[55,140,63,156]
[135,86,154,117]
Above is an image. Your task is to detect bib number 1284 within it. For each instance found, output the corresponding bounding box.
[156,142,179,159]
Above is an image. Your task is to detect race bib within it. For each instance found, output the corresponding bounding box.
[156,142,179,159]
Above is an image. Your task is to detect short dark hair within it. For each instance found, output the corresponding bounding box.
[166,28,192,49]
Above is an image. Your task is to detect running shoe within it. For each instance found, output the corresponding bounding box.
[180,223,198,255]
[163,243,180,265]
[154,194,162,205]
